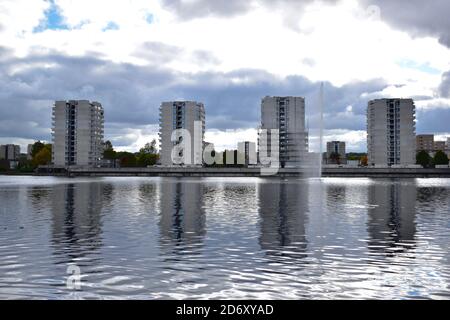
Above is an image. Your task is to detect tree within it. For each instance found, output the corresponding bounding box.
[433,150,449,166]
[329,152,341,165]
[346,152,367,161]
[136,139,159,167]
[31,141,45,158]
[103,140,116,159]
[116,152,137,167]
[17,155,34,173]
[140,139,157,154]
[416,150,432,168]
[32,144,52,167]
[103,140,113,150]
[360,155,368,166]
[137,153,159,167]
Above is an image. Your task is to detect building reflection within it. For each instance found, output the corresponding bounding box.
[159,178,206,252]
[416,185,450,207]
[28,186,52,211]
[49,183,106,261]
[258,179,309,260]
[325,185,346,207]
[367,180,417,256]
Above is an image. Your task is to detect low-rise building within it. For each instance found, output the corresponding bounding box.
[0,144,20,161]
[434,141,446,152]
[0,144,20,170]
[326,141,346,164]
[27,144,33,160]
[416,134,434,153]
[447,137,450,158]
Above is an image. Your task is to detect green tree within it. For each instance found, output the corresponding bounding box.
[116,152,137,167]
[329,152,341,165]
[433,150,449,166]
[346,152,367,161]
[137,153,159,167]
[17,155,34,173]
[360,155,368,166]
[416,150,432,167]
[140,139,157,154]
[104,140,113,150]
[32,144,52,167]
[136,139,159,167]
[103,140,116,159]
[31,141,45,158]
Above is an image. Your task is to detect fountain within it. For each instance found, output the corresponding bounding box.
[302,82,324,178]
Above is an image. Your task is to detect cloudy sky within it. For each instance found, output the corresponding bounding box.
[1,0,449,152]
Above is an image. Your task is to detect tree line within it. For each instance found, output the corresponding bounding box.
[2,139,160,172]
[101,139,159,167]
[416,150,449,168]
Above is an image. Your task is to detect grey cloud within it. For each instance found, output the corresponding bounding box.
[302,58,316,67]
[132,41,182,64]
[2,48,436,151]
[439,70,450,98]
[0,46,13,61]
[191,50,221,65]
[133,42,221,67]
[416,108,450,134]
[160,0,252,19]
[162,0,450,47]
[362,0,450,47]
[0,50,176,142]
[161,0,339,22]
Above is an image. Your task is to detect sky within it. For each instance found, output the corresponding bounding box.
[0,0,449,152]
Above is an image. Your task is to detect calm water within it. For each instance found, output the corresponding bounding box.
[0,176,449,299]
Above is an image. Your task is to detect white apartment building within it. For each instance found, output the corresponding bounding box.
[416,134,434,153]
[0,144,20,160]
[367,98,416,166]
[52,100,104,167]
[27,144,33,160]
[159,101,205,166]
[259,96,308,168]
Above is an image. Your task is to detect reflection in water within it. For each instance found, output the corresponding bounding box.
[367,180,417,255]
[49,183,105,261]
[416,186,450,209]
[326,185,346,207]
[1,176,450,299]
[159,178,206,251]
[258,180,309,259]
[28,186,51,212]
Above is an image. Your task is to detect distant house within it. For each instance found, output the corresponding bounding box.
[0,144,20,170]
[326,141,346,164]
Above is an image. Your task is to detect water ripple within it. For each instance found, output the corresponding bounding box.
[0,176,449,299]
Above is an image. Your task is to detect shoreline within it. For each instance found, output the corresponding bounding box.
[2,167,450,178]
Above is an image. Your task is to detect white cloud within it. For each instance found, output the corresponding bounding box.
[415,98,450,110]
[1,0,450,152]
[0,137,41,153]
[323,129,367,152]
[107,124,159,152]
[0,0,48,35]
[205,128,257,152]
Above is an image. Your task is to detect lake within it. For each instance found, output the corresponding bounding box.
[0,176,449,299]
